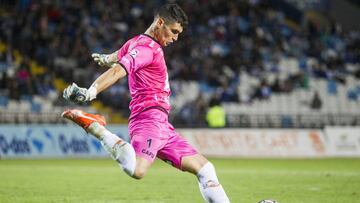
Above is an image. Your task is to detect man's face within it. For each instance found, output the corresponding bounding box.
[155,18,183,47]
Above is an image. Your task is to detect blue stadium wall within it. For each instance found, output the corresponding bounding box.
[1,125,359,158]
[0,124,129,159]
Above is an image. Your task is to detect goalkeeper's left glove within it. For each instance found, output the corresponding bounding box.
[92,53,113,67]
[63,83,97,104]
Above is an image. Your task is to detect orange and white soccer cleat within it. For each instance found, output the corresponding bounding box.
[61,109,106,130]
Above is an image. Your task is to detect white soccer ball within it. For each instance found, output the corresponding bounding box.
[258,200,278,203]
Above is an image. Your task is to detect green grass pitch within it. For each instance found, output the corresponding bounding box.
[0,158,359,203]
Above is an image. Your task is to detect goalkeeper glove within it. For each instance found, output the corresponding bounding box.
[63,83,97,104]
[92,53,113,67]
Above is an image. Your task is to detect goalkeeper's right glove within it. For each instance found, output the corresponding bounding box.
[63,83,96,104]
[91,53,112,67]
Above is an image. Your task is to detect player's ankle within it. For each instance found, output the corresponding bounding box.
[87,122,105,140]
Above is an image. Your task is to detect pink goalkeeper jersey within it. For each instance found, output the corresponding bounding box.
[117,34,171,119]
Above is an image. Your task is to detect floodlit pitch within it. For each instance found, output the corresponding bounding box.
[0,158,359,203]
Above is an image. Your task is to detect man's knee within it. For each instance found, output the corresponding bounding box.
[131,157,151,179]
[132,167,147,179]
[181,154,209,174]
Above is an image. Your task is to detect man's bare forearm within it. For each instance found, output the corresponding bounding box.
[90,63,127,95]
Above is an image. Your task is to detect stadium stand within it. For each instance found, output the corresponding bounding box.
[0,0,359,128]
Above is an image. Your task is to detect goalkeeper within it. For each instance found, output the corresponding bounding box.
[62,3,230,203]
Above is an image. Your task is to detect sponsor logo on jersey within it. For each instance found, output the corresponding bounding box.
[129,49,139,59]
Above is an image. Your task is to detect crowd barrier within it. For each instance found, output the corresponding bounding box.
[324,126,360,157]
[179,129,326,158]
[0,125,359,158]
[0,124,128,158]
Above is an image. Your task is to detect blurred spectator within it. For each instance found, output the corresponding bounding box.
[253,79,272,100]
[310,91,322,110]
[206,96,226,128]
[175,93,208,127]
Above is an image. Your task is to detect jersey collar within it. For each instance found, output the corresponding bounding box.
[142,33,162,47]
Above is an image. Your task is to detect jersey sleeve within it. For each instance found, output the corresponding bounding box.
[117,45,153,74]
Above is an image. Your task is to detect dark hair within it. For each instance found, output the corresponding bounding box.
[155,3,188,28]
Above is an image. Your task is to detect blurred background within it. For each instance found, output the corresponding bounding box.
[0,0,360,128]
[1,0,360,153]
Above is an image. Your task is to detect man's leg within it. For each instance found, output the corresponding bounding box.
[90,122,152,179]
[156,127,230,203]
[61,109,150,179]
[132,157,152,179]
[87,121,137,177]
[182,154,230,203]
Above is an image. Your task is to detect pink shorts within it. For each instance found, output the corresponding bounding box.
[128,108,198,170]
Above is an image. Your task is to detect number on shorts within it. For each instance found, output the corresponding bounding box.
[147,139,152,148]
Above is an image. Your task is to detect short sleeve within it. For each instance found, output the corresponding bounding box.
[118,45,153,74]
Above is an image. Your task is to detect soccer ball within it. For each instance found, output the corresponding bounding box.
[258,200,278,203]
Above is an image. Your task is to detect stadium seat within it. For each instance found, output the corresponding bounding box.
[0,95,8,108]
[31,102,42,113]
